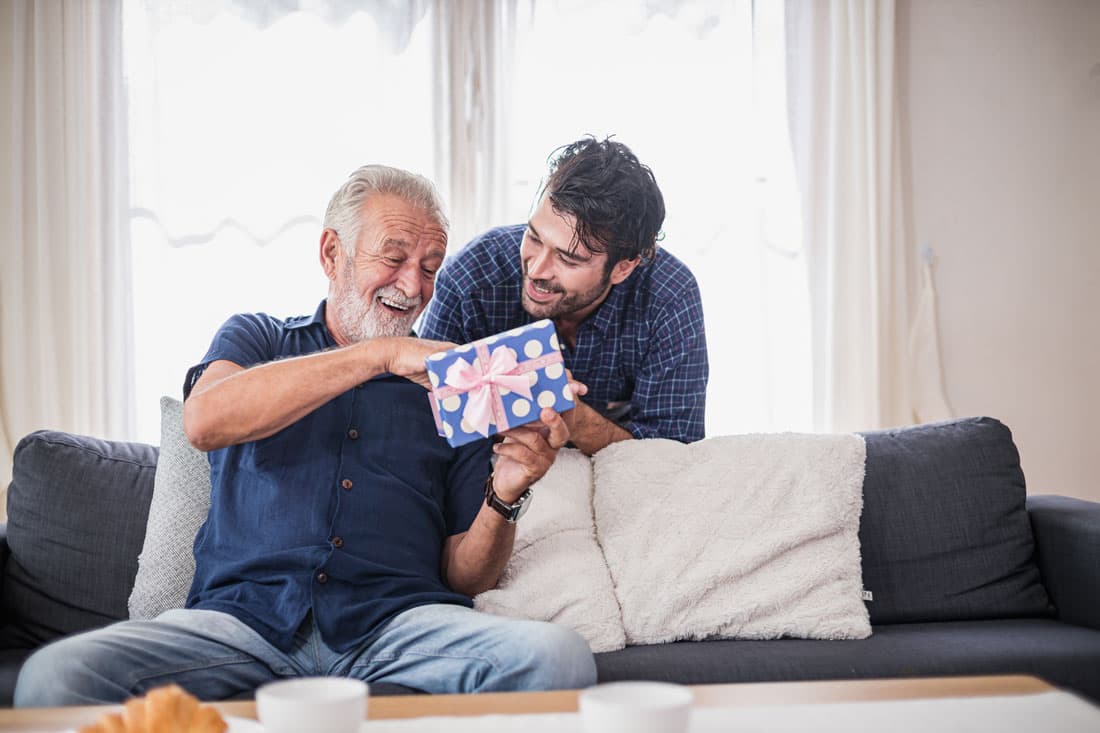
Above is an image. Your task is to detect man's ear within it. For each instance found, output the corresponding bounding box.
[608,256,641,286]
[319,229,341,280]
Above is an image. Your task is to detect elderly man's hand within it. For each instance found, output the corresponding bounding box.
[490,408,570,502]
[376,336,455,389]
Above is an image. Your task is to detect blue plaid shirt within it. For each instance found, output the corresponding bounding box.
[419,225,708,442]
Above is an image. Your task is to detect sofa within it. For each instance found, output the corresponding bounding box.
[1,416,1098,707]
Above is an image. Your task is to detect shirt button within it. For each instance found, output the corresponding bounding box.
[347,429,359,440]
[332,536,344,548]
[341,479,353,491]
[316,571,328,584]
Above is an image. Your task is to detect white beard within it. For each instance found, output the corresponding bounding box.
[332,277,421,343]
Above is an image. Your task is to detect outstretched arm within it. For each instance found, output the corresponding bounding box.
[560,394,632,455]
[184,336,452,452]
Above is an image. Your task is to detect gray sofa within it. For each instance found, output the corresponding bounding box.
[2,417,1098,707]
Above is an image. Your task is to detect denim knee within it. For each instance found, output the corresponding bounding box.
[503,622,597,691]
[14,637,122,707]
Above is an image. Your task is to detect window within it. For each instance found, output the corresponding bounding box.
[123,0,809,443]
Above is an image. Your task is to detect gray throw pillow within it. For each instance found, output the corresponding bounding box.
[3,431,157,645]
[127,397,212,619]
[858,416,1052,624]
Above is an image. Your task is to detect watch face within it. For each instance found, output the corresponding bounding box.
[512,491,533,521]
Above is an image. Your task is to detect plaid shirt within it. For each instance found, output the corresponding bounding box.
[418,225,708,442]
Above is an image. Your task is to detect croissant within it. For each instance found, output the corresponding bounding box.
[78,684,228,733]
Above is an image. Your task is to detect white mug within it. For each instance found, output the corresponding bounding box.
[579,681,693,733]
[256,677,367,733]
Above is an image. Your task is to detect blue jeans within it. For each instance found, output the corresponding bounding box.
[14,605,597,707]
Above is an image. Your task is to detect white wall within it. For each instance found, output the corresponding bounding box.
[898,0,1100,501]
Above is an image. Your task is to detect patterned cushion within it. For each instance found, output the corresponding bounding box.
[858,417,1051,624]
[128,397,211,619]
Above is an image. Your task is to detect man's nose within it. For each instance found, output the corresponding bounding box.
[395,262,421,298]
[526,247,554,280]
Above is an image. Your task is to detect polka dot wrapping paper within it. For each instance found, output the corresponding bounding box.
[425,319,576,447]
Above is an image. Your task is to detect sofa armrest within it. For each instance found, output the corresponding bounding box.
[1027,494,1100,630]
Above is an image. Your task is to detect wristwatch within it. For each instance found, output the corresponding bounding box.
[484,474,533,523]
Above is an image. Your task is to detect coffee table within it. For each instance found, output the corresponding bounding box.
[0,675,1060,731]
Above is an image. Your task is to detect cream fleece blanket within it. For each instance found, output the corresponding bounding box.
[475,449,625,652]
[476,433,870,651]
[594,434,870,645]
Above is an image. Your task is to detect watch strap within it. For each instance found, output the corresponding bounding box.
[484,474,533,523]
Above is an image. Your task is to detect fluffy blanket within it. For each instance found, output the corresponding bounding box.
[475,433,870,651]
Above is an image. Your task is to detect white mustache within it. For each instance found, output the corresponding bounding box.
[374,286,421,309]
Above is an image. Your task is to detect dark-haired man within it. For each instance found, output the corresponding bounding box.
[419,137,708,455]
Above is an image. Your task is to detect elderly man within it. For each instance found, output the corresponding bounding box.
[14,165,595,707]
[419,136,709,455]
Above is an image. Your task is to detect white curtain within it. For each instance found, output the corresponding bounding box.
[431,0,517,248]
[785,0,951,432]
[0,0,134,498]
[505,0,813,436]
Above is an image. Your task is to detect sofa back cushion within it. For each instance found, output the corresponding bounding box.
[858,416,1051,624]
[1,431,157,647]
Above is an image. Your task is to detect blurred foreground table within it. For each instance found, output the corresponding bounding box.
[0,674,1059,731]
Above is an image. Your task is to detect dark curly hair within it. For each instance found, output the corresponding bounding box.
[541,136,665,268]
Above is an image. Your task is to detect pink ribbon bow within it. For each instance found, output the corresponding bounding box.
[444,345,534,437]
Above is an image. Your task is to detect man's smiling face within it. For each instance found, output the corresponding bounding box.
[327,193,447,345]
[519,194,620,324]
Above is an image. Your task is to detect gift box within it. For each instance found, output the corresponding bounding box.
[425,319,575,447]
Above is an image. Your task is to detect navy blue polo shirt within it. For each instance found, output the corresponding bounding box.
[182,301,492,653]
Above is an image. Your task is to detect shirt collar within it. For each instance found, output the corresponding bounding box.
[286,300,329,330]
[287,300,337,349]
[580,262,643,335]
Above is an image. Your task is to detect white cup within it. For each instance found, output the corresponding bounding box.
[579,681,693,733]
[256,677,367,733]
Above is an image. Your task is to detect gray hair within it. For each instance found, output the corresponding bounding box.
[323,164,449,256]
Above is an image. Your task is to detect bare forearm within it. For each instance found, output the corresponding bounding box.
[184,341,387,451]
[445,506,517,596]
[567,400,632,455]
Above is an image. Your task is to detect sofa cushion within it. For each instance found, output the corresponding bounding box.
[474,449,624,652]
[858,417,1051,624]
[593,618,1100,704]
[1,431,157,646]
[594,434,870,645]
[129,397,212,619]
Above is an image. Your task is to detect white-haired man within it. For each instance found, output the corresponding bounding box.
[14,166,595,707]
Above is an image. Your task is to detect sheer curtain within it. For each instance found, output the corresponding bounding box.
[124,0,811,443]
[124,1,445,441]
[0,0,134,500]
[504,0,812,436]
[785,0,949,432]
